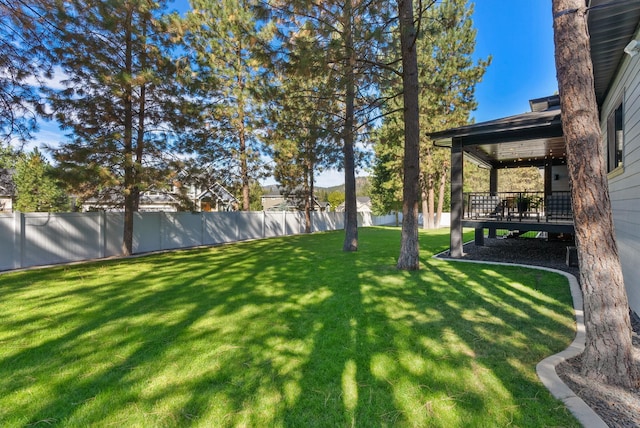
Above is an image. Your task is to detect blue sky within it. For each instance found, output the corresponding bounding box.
[470,0,558,123]
[29,0,559,188]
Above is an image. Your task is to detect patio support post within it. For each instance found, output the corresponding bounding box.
[488,168,498,239]
[544,164,553,236]
[450,137,464,257]
[544,163,553,196]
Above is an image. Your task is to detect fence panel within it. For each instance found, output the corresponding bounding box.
[264,212,284,237]
[0,214,15,270]
[162,212,203,250]
[372,213,399,226]
[1,210,404,271]
[285,211,304,235]
[358,212,372,226]
[134,212,162,253]
[23,212,103,266]
[204,212,237,245]
[311,212,326,232]
[237,212,264,241]
[337,212,345,229]
[105,213,124,257]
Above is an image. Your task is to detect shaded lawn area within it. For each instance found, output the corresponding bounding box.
[0,227,580,427]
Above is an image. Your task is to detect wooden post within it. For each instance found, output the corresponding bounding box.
[489,168,498,238]
[450,137,464,257]
[474,227,484,246]
[544,163,553,196]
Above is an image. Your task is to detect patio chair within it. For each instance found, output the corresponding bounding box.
[468,195,503,220]
[545,193,573,222]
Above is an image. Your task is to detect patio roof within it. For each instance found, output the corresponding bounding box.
[428,0,640,169]
[430,96,565,169]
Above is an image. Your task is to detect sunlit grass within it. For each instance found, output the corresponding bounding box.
[0,227,579,427]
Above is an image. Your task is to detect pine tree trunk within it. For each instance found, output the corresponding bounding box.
[427,174,435,229]
[421,190,428,230]
[236,44,250,211]
[304,162,312,234]
[342,0,358,252]
[396,0,420,270]
[122,8,134,256]
[420,177,435,230]
[420,172,434,230]
[552,0,639,387]
[134,30,146,215]
[238,108,250,212]
[435,166,447,228]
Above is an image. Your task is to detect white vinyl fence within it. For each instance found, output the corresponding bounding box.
[1,210,399,271]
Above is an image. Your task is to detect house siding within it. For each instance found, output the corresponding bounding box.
[602,30,640,315]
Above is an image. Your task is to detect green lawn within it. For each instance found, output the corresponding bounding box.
[0,227,579,427]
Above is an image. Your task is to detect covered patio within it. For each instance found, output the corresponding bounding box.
[429,95,574,257]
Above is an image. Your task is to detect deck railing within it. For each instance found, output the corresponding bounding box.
[463,191,572,222]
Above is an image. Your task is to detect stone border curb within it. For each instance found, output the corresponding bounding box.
[433,253,607,428]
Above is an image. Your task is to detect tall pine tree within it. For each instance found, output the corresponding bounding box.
[14,148,68,212]
[268,63,337,232]
[372,0,488,230]
[181,0,276,211]
[44,0,190,254]
[268,0,395,251]
[418,0,489,229]
[396,0,421,270]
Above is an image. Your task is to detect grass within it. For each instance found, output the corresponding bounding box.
[0,227,580,427]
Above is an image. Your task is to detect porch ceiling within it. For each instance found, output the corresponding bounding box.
[430,108,565,169]
[465,136,566,168]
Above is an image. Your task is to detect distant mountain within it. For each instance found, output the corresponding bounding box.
[261,184,281,195]
[262,176,371,196]
[323,176,371,195]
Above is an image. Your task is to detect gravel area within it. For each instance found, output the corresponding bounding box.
[437,236,640,427]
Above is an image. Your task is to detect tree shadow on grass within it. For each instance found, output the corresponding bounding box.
[421,257,578,425]
[0,228,579,426]
[1,237,317,425]
[281,230,578,426]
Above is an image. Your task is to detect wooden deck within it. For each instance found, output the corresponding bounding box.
[462,218,575,246]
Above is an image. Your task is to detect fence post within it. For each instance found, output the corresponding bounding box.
[13,211,25,269]
[235,211,240,241]
[200,211,205,246]
[161,212,168,251]
[99,211,106,258]
[282,211,286,236]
